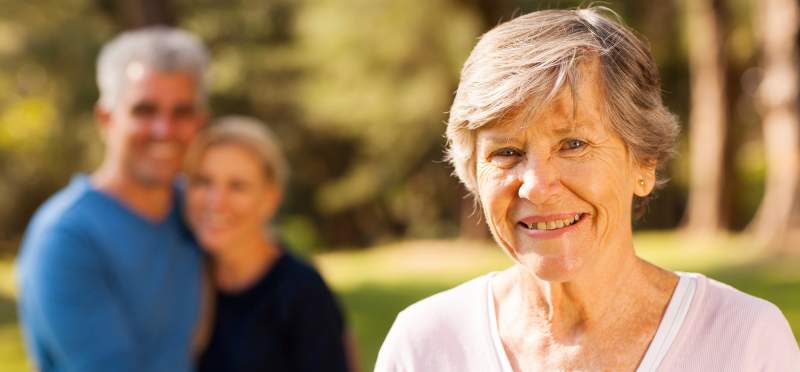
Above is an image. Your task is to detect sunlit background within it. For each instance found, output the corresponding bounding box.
[0,0,798,370]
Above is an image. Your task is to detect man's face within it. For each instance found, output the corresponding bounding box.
[98,64,206,188]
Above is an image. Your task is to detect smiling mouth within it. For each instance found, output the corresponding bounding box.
[518,213,586,231]
[198,214,232,230]
[146,143,181,159]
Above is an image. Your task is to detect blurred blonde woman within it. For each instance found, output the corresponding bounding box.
[184,116,352,372]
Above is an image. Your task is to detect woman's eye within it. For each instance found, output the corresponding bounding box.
[561,139,587,152]
[491,148,522,158]
[487,147,523,167]
[230,180,248,192]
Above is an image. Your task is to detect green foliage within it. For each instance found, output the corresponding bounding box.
[0,98,55,152]
[0,0,112,241]
[0,0,773,248]
[292,0,482,241]
[278,214,322,257]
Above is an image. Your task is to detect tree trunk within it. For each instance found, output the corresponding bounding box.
[684,0,728,235]
[747,0,800,252]
[117,0,176,28]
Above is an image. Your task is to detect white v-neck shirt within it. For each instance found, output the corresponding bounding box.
[375,272,799,371]
[486,273,696,372]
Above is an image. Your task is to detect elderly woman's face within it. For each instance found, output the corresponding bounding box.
[475,62,652,282]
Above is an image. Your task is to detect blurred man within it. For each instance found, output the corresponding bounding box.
[16,27,209,372]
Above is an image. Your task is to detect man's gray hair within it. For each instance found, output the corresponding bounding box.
[446,7,680,211]
[96,26,210,109]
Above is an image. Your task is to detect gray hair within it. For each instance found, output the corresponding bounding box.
[446,7,679,210]
[185,116,290,191]
[96,26,210,109]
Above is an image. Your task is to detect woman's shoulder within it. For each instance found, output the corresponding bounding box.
[685,272,785,319]
[666,272,799,369]
[271,251,335,296]
[375,273,500,371]
[271,248,321,278]
[399,273,493,322]
[245,250,344,324]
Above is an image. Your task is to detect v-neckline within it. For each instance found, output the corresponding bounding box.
[80,175,178,227]
[486,272,697,372]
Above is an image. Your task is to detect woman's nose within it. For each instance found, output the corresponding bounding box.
[517,157,560,204]
[204,188,228,209]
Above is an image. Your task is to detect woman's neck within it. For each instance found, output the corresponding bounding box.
[498,246,677,343]
[212,232,281,293]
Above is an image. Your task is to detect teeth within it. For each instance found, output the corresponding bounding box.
[203,214,230,228]
[523,214,583,231]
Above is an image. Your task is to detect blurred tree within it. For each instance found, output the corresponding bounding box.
[101,0,177,28]
[684,0,728,235]
[721,0,760,231]
[292,0,482,243]
[748,0,800,252]
[0,0,777,251]
[0,0,112,245]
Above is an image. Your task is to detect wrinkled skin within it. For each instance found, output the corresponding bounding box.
[475,60,654,283]
[478,60,675,371]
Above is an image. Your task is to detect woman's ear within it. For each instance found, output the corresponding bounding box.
[633,160,657,197]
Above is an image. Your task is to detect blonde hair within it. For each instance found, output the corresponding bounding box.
[446,7,679,208]
[185,116,289,189]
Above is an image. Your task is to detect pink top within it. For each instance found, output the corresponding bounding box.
[375,272,800,371]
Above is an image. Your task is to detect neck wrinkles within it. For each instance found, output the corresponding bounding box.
[512,244,647,342]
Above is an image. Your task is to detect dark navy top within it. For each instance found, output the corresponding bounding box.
[16,175,203,372]
[198,250,348,372]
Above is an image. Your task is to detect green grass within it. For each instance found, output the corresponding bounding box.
[1,232,798,371]
[0,257,28,371]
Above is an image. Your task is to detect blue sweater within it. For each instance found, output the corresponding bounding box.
[17,175,203,372]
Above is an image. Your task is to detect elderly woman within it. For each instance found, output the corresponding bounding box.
[184,116,353,372]
[375,8,800,372]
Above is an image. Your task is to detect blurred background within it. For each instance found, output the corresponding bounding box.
[0,0,799,370]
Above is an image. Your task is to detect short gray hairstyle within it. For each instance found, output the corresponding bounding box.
[446,7,679,210]
[185,116,290,191]
[96,26,210,109]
